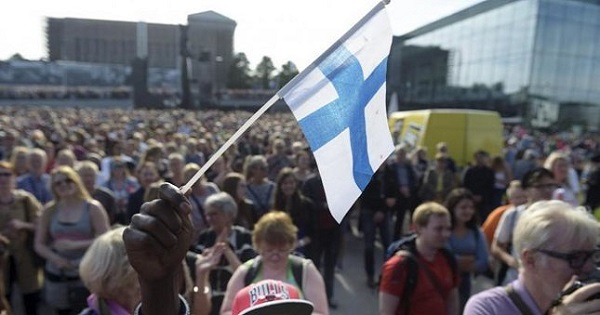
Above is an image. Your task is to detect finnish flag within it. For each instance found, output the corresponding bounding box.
[278,2,394,223]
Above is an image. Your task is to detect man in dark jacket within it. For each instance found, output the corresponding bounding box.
[585,153,600,211]
[358,164,392,288]
[384,145,419,239]
[302,172,340,309]
[463,150,495,221]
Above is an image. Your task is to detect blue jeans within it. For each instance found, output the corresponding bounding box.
[360,209,391,278]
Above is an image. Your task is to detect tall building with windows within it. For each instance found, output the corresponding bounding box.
[388,0,600,129]
[46,18,179,68]
[46,11,236,106]
[187,11,236,104]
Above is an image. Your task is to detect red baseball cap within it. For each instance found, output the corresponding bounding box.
[231,279,313,315]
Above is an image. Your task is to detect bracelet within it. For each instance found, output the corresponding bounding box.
[193,285,210,294]
[133,294,191,315]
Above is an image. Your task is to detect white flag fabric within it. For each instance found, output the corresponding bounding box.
[277,2,394,223]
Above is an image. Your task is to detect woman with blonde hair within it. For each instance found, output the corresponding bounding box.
[34,166,110,314]
[55,149,77,169]
[79,227,139,314]
[9,146,29,177]
[543,151,579,206]
[220,211,328,315]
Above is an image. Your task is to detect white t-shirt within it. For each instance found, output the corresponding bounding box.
[552,186,578,207]
[494,204,527,285]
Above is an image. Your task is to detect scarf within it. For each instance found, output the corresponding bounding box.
[86,294,131,315]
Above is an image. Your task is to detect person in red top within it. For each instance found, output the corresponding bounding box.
[379,202,460,315]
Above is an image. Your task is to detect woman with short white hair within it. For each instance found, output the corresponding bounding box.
[512,200,598,265]
[465,200,600,315]
[192,192,256,315]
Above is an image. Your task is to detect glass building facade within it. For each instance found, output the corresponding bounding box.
[388,0,600,129]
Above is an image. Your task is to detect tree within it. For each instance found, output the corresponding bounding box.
[255,56,275,89]
[277,61,299,88]
[9,53,26,61]
[227,52,252,89]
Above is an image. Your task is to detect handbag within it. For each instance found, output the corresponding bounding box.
[22,198,45,268]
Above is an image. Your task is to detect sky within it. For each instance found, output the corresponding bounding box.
[1,0,482,70]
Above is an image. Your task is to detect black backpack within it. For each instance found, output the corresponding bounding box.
[243,255,308,291]
[384,234,458,315]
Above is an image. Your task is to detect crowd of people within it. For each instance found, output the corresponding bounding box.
[0,105,599,314]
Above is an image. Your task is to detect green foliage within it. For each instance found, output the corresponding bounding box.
[227,52,252,89]
[277,61,299,88]
[255,56,275,89]
[227,53,298,90]
[9,53,26,61]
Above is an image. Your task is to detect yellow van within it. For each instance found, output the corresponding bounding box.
[388,109,504,167]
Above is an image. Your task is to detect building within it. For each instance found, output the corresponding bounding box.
[187,11,236,104]
[46,18,179,68]
[46,11,236,107]
[388,0,600,130]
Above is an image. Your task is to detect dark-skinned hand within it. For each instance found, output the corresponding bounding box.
[123,182,193,282]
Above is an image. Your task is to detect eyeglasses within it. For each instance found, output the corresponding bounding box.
[53,178,74,187]
[260,247,291,257]
[536,249,600,269]
[0,172,12,177]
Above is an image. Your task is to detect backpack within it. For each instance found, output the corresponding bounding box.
[496,207,520,285]
[243,255,308,292]
[384,234,458,315]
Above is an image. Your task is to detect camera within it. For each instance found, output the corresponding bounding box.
[561,270,600,301]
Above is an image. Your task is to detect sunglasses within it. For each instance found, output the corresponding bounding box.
[0,172,12,177]
[53,178,74,187]
[536,248,600,269]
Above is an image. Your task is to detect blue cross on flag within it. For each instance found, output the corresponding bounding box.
[278,2,394,223]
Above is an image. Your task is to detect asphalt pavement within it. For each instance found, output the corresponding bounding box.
[329,226,381,314]
[327,212,495,315]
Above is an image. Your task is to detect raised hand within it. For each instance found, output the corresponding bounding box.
[123,182,193,282]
